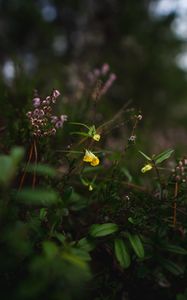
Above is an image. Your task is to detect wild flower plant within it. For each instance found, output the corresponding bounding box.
[26,89,67,137]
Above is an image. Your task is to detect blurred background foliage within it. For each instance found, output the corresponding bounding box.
[1,0,187,148]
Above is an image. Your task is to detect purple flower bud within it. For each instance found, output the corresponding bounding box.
[45,96,51,104]
[52,89,60,98]
[93,69,100,77]
[60,115,68,122]
[26,111,32,118]
[51,116,58,124]
[109,73,117,82]
[88,72,95,83]
[33,97,41,107]
[55,120,63,128]
[39,109,45,117]
[51,128,56,135]
[33,109,40,117]
[101,63,110,75]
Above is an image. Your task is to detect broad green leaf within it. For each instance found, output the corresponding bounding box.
[62,251,89,270]
[53,232,66,244]
[10,147,25,165]
[162,244,187,255]
[0,155,15,185]
[154,149,174,165]
[17,188,60,206]
[0,147,24,186]
[160,258,184,276]
[89,223,118,237]
[77,237,95,252]
[26,163,57,177]
[71,248,91,261]
[114,238,131,268]
[43,241,58,259]
[39,208,47,220]
[139,151,151,161]
[128,233,145,258]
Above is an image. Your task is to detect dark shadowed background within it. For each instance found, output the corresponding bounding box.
[1,0,187,151]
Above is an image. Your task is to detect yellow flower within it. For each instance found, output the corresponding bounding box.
[141,163,153,173]
[83,150,100,167]
[93,133,101,142]
[88,184,93,191]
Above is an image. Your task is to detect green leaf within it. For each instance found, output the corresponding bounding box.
[39,208,47,220]
[154,149,174,165]
[70,131,90,137]
[69,122,90,129]
[162,244,187,255]
[160,258,184,276]
[77,237,95,252]
[139,151,151,161]
[71,248,91,261]
[10,147,25,165]
[114,238,131,268]
[53,232,66,244]
[121,167,132,182]
[17,188,60,206]
[43,241,58,259]
[0,147,24,186]
[177,294,187,300]
[128,233,145,258]
[26,163,57,177]
[61,251,89,270]
[0,155,15,185]
[89,223,118,237]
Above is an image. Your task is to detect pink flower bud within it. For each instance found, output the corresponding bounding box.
[51,116,58,123]
[101,63,110,75]
[51,128,56,135]
[60,115,68,122]
[52,89,60,98]
[26,111,32,118]
[93,69,100,77]
[33,109,40,117]
[33,97,41,107]
[55,120,63,128]
[109,73,117,81]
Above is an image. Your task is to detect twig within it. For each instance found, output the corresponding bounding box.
[19,142,34,191]
[173,181,178,227]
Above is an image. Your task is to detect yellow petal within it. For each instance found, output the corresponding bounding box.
[90,156,100,167]
[141,164,153,173]
[93,134,100,141]
[89,185,93,191]
[83,150,93,162]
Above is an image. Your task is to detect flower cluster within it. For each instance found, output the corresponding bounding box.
[172,158,187,183]
[88,63,117,99]
[26,89,67,137]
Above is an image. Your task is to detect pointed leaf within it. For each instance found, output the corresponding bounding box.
[114,238,131,268]
[162,244,187,255]
[154,149,174,165]
[139,151,151,161]
[89,223,118,237]
[128,233,145,258]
